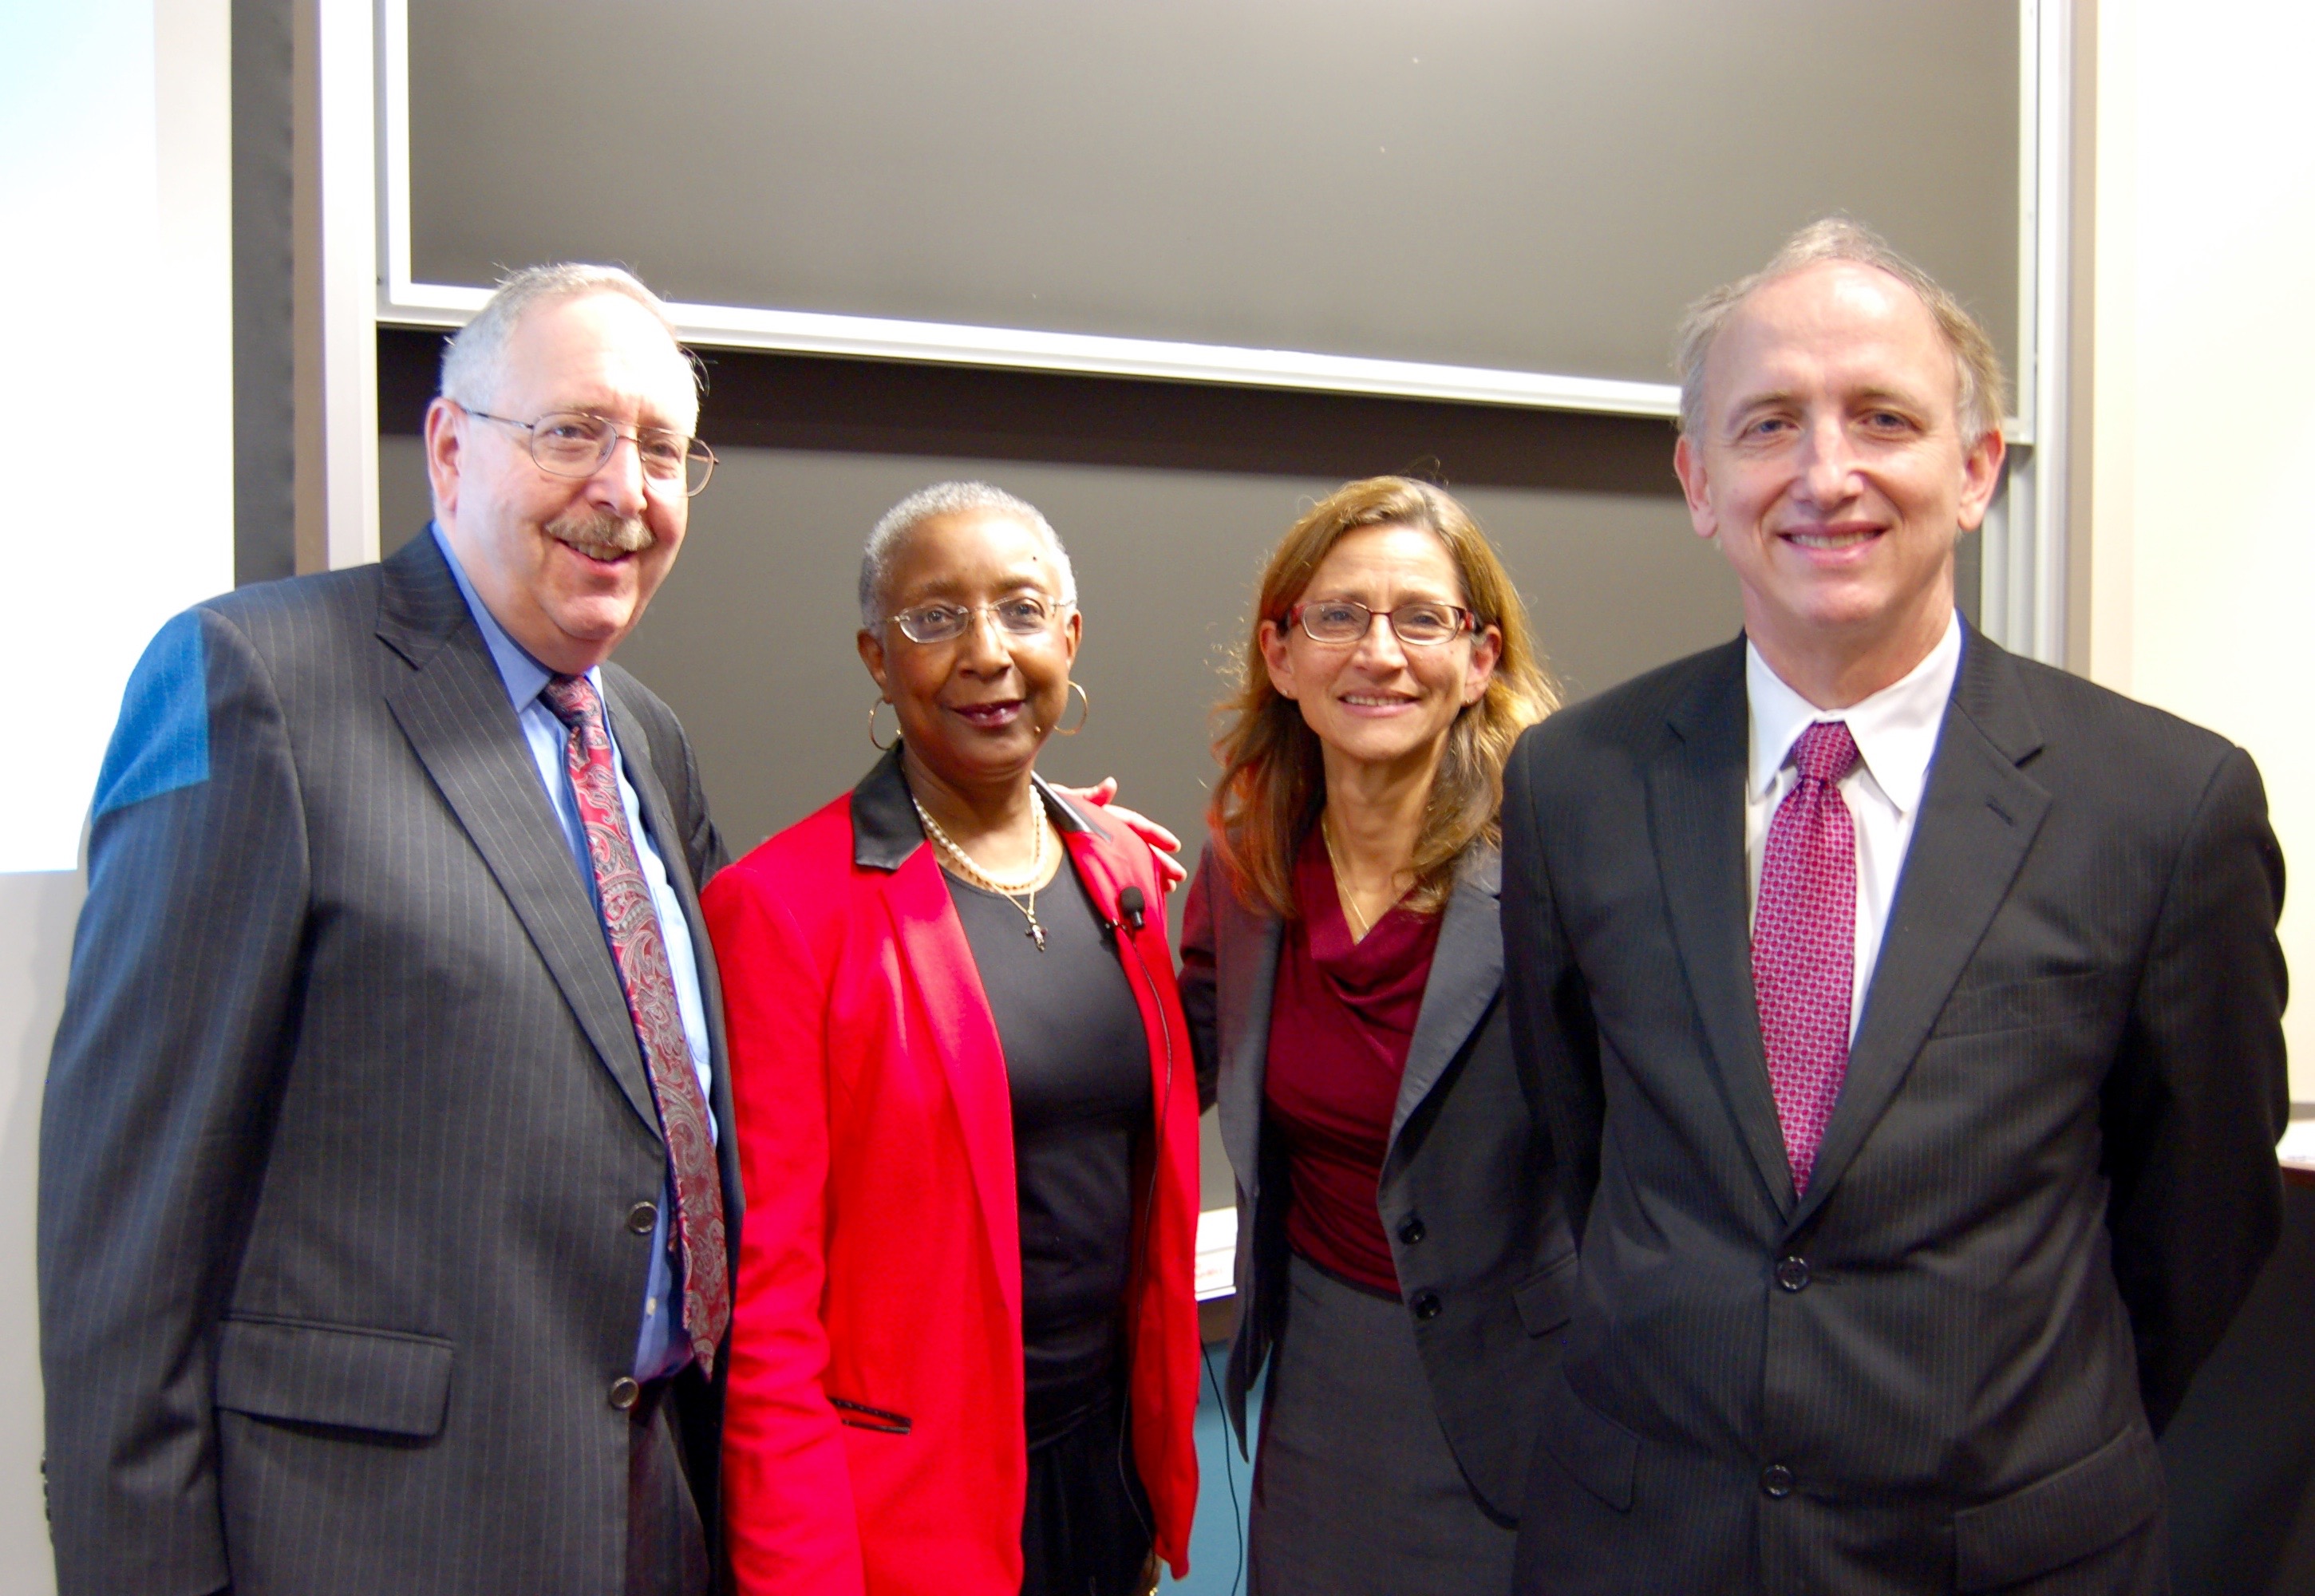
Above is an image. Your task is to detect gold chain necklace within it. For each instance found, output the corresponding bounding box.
[912,795,1052,950]
[1320,813,1376,941]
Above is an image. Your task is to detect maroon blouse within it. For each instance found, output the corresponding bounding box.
[1262,826,1444,1296]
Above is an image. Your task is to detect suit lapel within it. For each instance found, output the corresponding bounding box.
[1794,629,2048,1227]
[377,535,660,1137]
[883,843,1023,1327]
[846,753,1021,1319]
[1387,849,1503,1153]
[1648,641,1799,1217]
[1215,884,1283,1204]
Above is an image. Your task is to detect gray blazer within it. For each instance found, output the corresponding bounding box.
[1500,628,2288,1594]
[39,531,743,1596]
[1179,841,1574,1522]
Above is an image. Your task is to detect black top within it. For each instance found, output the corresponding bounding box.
[945,844,1152,1447]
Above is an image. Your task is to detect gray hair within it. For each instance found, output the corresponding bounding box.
[438,263,695,413]
[858,481,1077,627]
[1673,217,2009,443]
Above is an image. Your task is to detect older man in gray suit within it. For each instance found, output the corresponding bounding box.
[1502,222,2287,1594]
[41,264,740,1595]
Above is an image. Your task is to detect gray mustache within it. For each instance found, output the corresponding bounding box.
[546,508,654,558]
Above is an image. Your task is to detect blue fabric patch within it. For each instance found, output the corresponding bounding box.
[93,610,211,819]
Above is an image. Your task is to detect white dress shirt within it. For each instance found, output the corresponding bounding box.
[1744,612,1962,1040]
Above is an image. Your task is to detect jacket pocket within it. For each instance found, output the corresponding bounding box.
[1930,970,2108,1040]
[828,1396,912,1436]
[214,1315,453,1438]
[1536,1368,1640,1511]
[1953,1425,2163,1591]
[1514,1251,1579,1337]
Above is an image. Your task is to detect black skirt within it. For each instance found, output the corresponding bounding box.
[1021,1391,1155,1596]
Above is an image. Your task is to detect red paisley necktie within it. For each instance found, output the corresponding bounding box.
[542,674,729,1372]
[1751,719,1860,1198]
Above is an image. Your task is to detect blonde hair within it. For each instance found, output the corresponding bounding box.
[1207,477,1558,919]
[1674,217,2009,442]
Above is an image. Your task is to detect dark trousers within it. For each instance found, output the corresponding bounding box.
[629,1372,713,1596]
[1021,1393,1156,1596]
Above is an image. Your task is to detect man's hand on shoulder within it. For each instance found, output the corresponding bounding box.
[1053,777,1187,893]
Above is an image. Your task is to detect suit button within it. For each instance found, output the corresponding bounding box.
[1398,1215,1427,1246]
[627,1201,658,1235]
[1410,1290,1443,1321]
[608,1377,641,1411]
[1760,1464,1794,1499]
[1775,1256,1811,1293]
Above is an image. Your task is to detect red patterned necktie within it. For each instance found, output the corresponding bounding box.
[1752,719,1860,1197]
[541,674,729,1372]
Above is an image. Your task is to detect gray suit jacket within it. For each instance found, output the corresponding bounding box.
[1179,842,1574,1521]
[1500,627,2287,1594]
[39,532,743,1596]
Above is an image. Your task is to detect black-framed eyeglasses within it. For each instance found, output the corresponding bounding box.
[891,595,1074,645]
[464,406,717,497]
[1287,598,1476,647]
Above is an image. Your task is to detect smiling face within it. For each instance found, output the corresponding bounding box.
[425,290,699,675]
[1674,259,2004,705]
[1258,523,1500,790]
[856,510,1081,801]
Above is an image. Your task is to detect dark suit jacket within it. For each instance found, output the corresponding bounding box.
[38,532,743,1596]
[1179,842,1574,1522]
[1499,626,2287,1594]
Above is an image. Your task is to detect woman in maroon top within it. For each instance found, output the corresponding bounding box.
[1179,476,1574,1595]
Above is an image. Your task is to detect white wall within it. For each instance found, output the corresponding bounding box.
[0,0,235,1587]
[2090,0,2315,1102]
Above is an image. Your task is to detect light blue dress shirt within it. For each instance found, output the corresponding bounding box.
[433,524,714,1381]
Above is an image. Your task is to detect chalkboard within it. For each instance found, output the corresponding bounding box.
[393,0,2021,408]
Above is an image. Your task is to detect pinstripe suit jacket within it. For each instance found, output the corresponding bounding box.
[1499,627,2287,1595]
[38,531,742,1596]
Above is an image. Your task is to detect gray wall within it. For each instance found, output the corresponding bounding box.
[405,0,2021,384]
[0,873,78,1596]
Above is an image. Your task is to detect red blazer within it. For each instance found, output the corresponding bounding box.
[701,753,1202,1596]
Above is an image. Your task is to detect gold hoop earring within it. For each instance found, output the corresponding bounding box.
[867,697,899,752]
[1056,680,1090,736]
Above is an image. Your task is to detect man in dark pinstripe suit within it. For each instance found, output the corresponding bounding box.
[39,265,742,1595]
[1501,221,2287,1593]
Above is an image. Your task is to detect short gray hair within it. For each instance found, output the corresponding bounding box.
[1673,217,2008,443]
[858,481,1077,627]
[438,263,694,413]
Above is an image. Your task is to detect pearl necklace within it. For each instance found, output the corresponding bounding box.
[912,794,1052,950]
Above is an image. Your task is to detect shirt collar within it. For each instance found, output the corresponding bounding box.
[1745,610,1963,816]
[849,743,1107,872]
[430,521,599,712]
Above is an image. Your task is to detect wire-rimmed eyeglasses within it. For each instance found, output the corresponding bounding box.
[464,407,717,497]
[1286,598,1476,647]
[890,595,1075,645]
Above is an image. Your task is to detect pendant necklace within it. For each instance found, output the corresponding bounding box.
[1321,812,1380,941]
[913,794,1052,950]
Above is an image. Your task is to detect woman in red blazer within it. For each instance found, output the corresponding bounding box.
[702,481,1201,1596]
